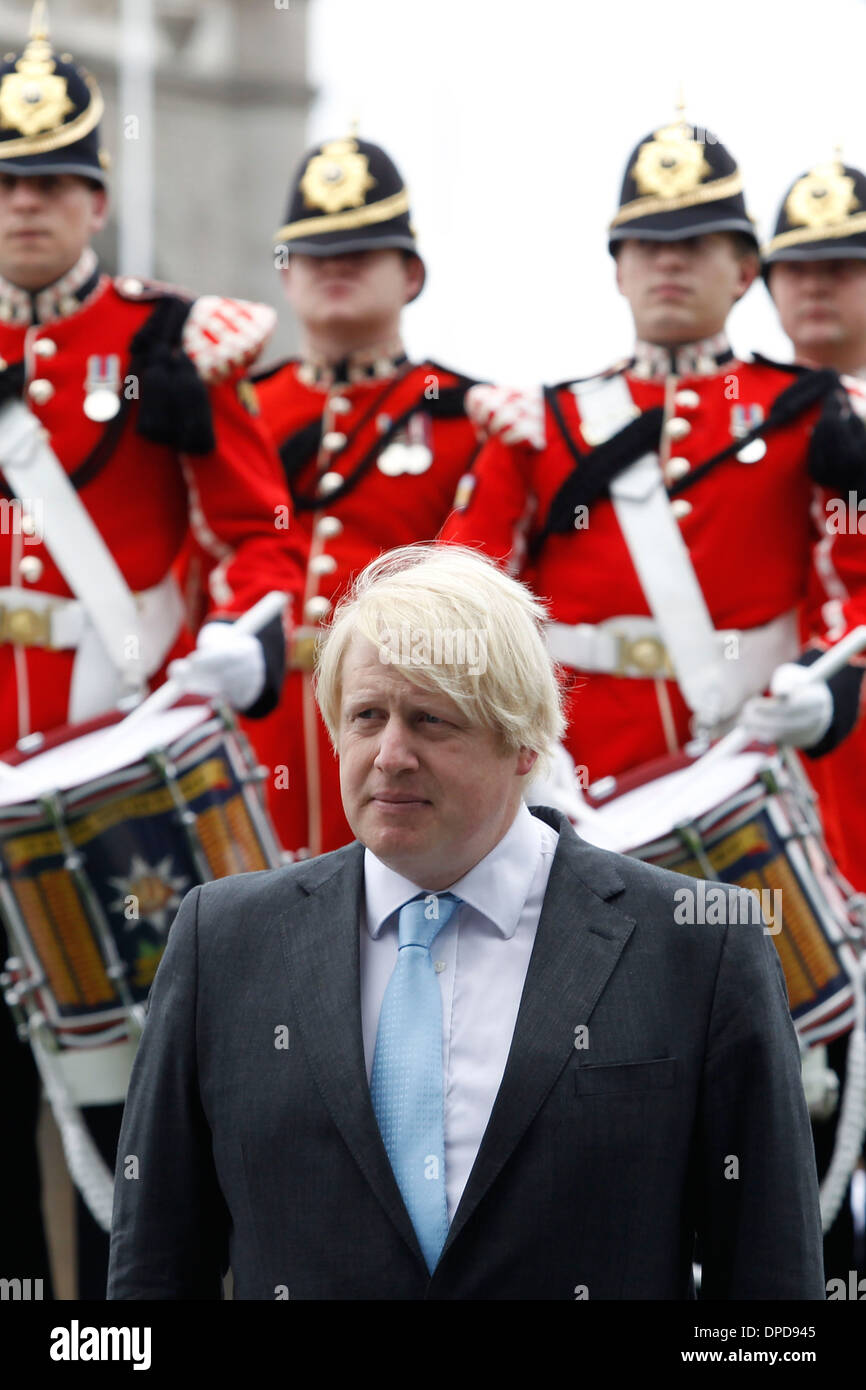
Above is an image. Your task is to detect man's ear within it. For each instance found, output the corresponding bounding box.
[403,253,425,304]
[280,260,297,307]
[734,251,761,303]
[613,249,625,296]
[516,746,538,777]
[90,186,109,235]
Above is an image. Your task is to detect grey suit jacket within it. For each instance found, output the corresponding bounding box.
[107,806,825,1300]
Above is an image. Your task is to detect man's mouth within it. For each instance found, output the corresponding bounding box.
[650,282,691,299]
[371,792,431,805]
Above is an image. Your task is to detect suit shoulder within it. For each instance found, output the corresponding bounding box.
[195,843,358,914]
[573,838,761,943]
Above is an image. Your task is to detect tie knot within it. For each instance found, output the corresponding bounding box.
[397,892,461,951]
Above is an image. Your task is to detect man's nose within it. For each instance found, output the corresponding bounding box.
[798,267,831,292]
[373,715,419,773]
[651,241,690,269]
[8,179,43,208]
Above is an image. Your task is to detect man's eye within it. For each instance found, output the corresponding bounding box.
[421,713,443,724]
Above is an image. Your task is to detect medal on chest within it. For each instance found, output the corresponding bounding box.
[83,354,122,422]
[729,403,766,463]
[377,410,433,476]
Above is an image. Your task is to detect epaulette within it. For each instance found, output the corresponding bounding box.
[181,296,277,384]
[113,274,193,303]
[465,382,546,449]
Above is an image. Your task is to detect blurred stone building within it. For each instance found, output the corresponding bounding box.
[0,0,313,357]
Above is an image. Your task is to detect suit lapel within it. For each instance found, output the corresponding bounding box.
[442,814,637,1253]
[278,843,426,1267]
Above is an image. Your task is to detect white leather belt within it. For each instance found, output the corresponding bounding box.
[547,610,799,704]
[0,573,184,673]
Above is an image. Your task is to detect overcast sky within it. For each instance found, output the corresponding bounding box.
[309,0,866,383]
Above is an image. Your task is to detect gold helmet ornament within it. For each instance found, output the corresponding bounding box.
[608,106,757,253]
[0,2,108,186]
[275,131,425,298]
[763,157,866,272]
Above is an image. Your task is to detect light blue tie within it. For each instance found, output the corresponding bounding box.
[370,891,461,1273]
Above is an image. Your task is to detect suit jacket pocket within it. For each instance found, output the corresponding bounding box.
[574,1056,677,1096]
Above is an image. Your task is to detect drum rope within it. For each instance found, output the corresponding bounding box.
[29,1019,115,1231]
[818,957,866,1232]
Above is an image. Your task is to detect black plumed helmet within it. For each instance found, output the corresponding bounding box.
[608,118,757,254]
[764,160,866,279]
[0,2,109,187]
[275,132,425,298]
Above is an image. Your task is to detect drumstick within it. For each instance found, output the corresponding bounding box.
[117,590,290,729]
[696,622,866,773]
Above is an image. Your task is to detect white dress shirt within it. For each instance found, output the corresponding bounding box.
[360,802,559,1220]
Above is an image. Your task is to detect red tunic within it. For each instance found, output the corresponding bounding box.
[0,274,305,750]
[244,357,480,856]
[441,355,866,823]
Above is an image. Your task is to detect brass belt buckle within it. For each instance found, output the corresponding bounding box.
[615,633,670,677]
[0,604,52,648]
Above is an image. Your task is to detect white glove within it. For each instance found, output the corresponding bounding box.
[465,384,546,449]
[168,622,266,711]
[740,662,834,750]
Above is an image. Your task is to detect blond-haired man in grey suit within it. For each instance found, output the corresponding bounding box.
[108,544,823,1300]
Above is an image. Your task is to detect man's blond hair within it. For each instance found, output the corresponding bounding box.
[314,543,566,778]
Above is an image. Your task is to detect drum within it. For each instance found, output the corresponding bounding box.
[0,698,282,1105]
[577,744,865,1048]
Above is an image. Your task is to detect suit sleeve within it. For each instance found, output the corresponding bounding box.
[107,886,228,1300]
[695,898,825,1300]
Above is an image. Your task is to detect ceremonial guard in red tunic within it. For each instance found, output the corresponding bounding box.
[244,134,481,857]
[765,158,866,1283]
[764,160,866,898]
[0,8,303,1297]
[443,117,866,799]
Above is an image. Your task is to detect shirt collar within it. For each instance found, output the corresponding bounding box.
[629,330,733,380]
[363,801,549,941]
[0,247,101,327]
[296,343,409,389]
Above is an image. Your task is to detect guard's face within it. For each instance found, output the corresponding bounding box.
[615,233,758,346]
[337,632,535,890]
[769,258,866,360]
[0,173,106,290]
[282,248,423,339]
